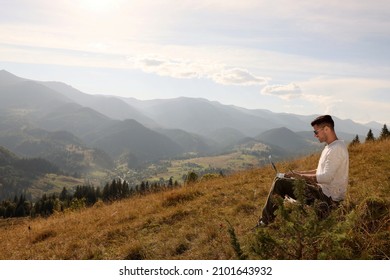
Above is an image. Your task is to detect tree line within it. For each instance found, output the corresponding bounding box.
[0,167,221,219]
[349,124,389,146]
[0,177,180,219]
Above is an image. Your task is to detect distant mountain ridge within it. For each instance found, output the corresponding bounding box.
[122,96,279,136]
[256,127,322,155]
[0,70,383,167]
[0,70,186,166]
[121,96,381,139]
[41,81,158,127]
[1,70,382,137]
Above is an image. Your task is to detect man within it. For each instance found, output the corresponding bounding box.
[257,115,349,226]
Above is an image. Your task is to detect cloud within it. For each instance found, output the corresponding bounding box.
[296,77,390,122]
[129,55,268,86]
[129,56,207,79]
[301,93,344,116]
[211,68,269,86]
[261,83,302,99]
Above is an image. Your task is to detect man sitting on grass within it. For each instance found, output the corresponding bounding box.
[257,115,349,226]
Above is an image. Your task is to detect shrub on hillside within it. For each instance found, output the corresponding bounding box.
[247,183,390,259]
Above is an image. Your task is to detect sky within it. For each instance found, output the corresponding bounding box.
[0,0,389,125]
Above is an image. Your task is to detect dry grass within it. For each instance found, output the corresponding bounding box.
[0,139,389,259]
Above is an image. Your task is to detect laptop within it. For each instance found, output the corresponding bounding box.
[269,155,284,178]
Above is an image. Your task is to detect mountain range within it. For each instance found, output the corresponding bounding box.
[0,69,382,172]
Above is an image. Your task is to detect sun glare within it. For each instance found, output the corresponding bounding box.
[81,0,120,13]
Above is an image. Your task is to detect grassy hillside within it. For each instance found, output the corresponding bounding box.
[0,139,389,260]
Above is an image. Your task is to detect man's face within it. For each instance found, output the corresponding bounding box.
[313,124,326,143]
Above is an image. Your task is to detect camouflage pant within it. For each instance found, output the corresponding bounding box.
[260,177,336,224]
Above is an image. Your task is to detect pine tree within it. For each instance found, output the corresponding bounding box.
[15,194,26,217]
[349,134,360,147]
[365,129,375,142]
[122,180,130,198]
[379,124,390,140]
[102,182,110,202]
[168,176,173,187]
[185,171,198,185]
[59,187,69,201]
[140,181,146,193]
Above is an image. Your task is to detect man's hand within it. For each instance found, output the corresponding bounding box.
[284,170,295,178]
[285,170,317,184]
[285,169,301,178]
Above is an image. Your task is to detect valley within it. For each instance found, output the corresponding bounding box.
[129,152,264,184]
[1,138,389,260]
[0,70,382,202]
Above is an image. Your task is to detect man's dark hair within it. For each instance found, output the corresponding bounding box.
[311,115,334,129]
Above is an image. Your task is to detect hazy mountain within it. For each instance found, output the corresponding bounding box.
[41,81,158,127]
[0,72,187,166]
[122,96,382,140]
[0,126,114,174]
[122,97,277,137]
[37,102,114,138]
[36,103,184,163]
[0,71,117,173]
[331,117,379,136]
[0,71,71,117]
[156,128,215,155]
[207,127,247,149]
[0,69,28,86]
[0,145,17,165]
[86,119,183,162]
[0,70,385,168]
[257,127,322,155]
[364,121,383,131]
